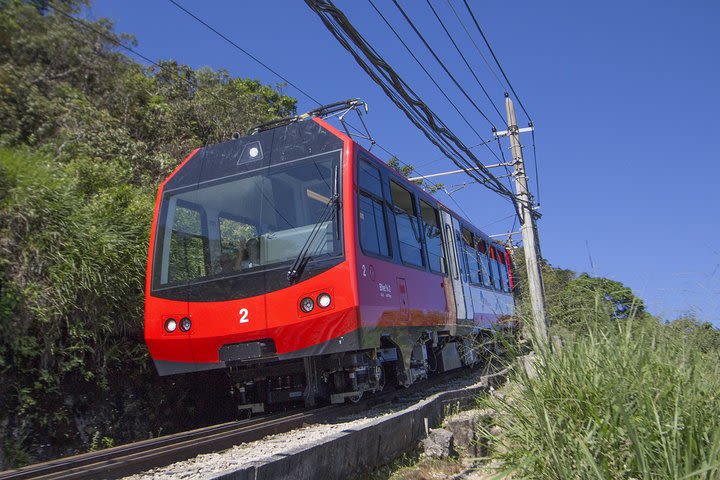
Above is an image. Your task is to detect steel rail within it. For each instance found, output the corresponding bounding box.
[0,407,337,480]
[0,363,506,480]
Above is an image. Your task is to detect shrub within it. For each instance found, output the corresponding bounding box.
[481,317,720,479]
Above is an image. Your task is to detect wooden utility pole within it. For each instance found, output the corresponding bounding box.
[495,93,549,347]
[406,94,549,348]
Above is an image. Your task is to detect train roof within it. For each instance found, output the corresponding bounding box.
[347,127,509,252]
[163,115,511,252]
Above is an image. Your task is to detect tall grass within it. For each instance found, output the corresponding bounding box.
[481,317,720,479]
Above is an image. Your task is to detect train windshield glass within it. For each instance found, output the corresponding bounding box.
[152,151,341,290]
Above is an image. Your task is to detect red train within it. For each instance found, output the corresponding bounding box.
[144,109,515,410]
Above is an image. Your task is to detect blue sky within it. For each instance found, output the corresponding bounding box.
[88,0,720,323]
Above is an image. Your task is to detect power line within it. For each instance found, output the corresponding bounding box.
[304,0,523,219]
[494,134,515,193]
[337,2,510,195]
[367,0,486,143]
[480,212,516,230]
[374,139,475,222]
[389,0,498,130]
[462,0,533,123]
[423,0,505,125]
[432,0,519,193]
[445,0,505,92]
[367,0,506,171]
[167,0,323,107]
[369,0,509,182]
[386,0,507,166]
[340,118,475,222]
[453,0,538,204]
[412,136,498,170]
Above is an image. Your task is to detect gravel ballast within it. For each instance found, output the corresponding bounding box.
[123,368,501,480]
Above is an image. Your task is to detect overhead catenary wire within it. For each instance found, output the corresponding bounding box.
[342,117,475,222]
[367,0,507,178]
[480,212,516,230]
[445,0,505,92]
[167,0,323,107]
[371,0,520,205]
[412,136,499,170]
[53,0,527,223]
[385,0,507,168]
[373,140,475,222]
[171,0,521,213]
[423,0,506,126]
[304,0,524,220]
[462,0,533,123]
[389,0,499,131]
[367,0,487,143]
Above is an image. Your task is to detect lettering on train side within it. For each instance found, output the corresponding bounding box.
[378,282,393,298]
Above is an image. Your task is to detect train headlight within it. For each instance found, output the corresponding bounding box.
[179,317,192,332]
[299,297,315,313]
[164,318,177,333]
[316,293,332,308]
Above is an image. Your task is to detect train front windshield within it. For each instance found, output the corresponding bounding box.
[151,151,341,297]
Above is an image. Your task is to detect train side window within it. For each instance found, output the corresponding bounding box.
[390,181,424,267]
[489,247,502,290]
[359,194,390,257]
[420,200,446,274]
[477,239,491,287]
[358,160,390,257]
[358,158,383,197]
[462,227,481,285]
[168,203,208,283]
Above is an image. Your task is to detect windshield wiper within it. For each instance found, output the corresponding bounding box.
[287,193,339,284]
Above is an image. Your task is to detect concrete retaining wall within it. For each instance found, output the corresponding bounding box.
[213,372,503,480]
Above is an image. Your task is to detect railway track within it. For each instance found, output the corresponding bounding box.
[0,407,342,480]
[0,366,501,480]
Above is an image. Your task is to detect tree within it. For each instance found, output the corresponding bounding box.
[553,274,645,326]
[0,0,297,467]
[510,251,646,329]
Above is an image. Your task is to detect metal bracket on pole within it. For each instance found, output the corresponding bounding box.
[406,163,512,182]
[489,231,521,238]
[493,126,534,137]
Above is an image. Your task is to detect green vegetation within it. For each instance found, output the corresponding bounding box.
[0,0,295,467]
[481,258,720,479]
[2,1,718,476]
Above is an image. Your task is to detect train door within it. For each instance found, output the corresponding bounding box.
[451,217,474,322]
[440,210,466,321]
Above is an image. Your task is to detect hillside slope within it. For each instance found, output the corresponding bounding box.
[0,0,295,467]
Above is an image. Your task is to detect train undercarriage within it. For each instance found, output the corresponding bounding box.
[227,329,500,414]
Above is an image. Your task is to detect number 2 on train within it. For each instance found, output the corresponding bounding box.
[239,308,249,324]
